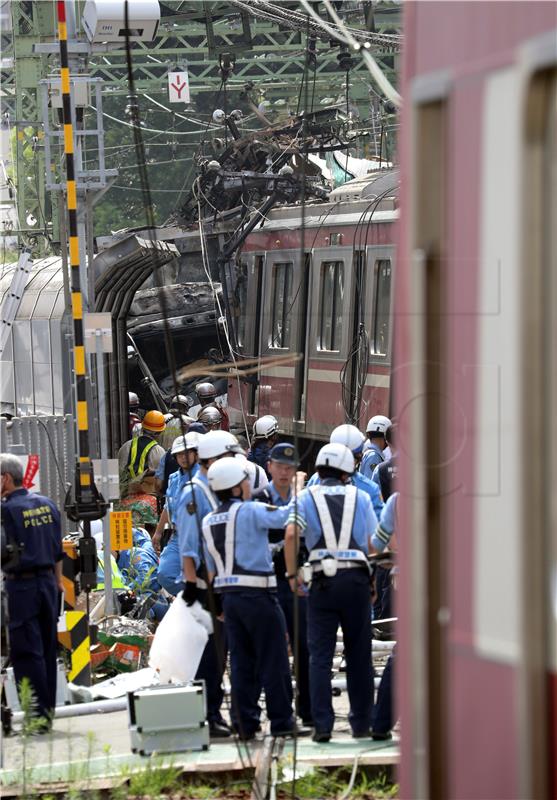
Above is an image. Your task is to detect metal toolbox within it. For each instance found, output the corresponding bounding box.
[127,681,209,755]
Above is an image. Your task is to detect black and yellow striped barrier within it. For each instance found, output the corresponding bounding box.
[61,538,78,610]
[58,610,91,687]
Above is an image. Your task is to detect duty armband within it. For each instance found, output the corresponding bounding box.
[375,523,393,548]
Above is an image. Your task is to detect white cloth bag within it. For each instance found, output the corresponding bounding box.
[149,595,212,684]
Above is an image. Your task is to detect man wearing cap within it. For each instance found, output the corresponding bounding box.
[156,432,201,591]
[118,410,166,499]
[252,443,312,727]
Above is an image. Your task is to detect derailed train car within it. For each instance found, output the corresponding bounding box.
[227,168,398,453]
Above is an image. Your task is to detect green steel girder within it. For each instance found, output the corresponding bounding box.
[4,1,400,251]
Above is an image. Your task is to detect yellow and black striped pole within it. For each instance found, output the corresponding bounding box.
[56,2,105,685]
[57,0,91,478]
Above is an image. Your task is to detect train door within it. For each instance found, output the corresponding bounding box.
[362,244,395,426]
[233,252,264,424]
[306,246,356,439]
[256,249,307,433]
[520,59,556,800]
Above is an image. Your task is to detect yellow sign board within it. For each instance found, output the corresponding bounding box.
[109,511,133,551]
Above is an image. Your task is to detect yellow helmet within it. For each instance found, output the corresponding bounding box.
[142,410,166,433]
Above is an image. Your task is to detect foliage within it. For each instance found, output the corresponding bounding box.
[126,757,182,798]
[279,766,398,799]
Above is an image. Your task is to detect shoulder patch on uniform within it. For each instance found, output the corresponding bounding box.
[187,501,197,515]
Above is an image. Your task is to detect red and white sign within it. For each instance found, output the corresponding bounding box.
[168,70,190,104]
[21,454,40,493]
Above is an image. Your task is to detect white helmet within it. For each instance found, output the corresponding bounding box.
[171,431,201,454]
[330,424,365,455]
[235,454,269,491]
[197,430,241,460]
[366,415,391,436]
[207,458,249,492]
[253,414,279,439]
[315,443,355,474]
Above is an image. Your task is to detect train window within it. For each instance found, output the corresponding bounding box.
[234,260,248,347]
[371,259,391,356]
[319,261,344,351]
[269,262,292,348]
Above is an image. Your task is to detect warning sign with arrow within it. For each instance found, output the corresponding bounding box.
[21,454,40,493]
[168,70,190,104]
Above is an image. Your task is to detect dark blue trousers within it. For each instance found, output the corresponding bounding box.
[373,565,392,621]
[308,570,373,735]
[6,574,59,720]
[195,617,227,724]
[223,589,294,736]
[276,577,312,723]
[372,650,394,733]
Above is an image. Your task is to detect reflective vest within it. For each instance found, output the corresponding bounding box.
[307,485,369,572]
[97,555,126,589]
[190,476,218,590]
[202,502,276,592]
[190,476,218,512]
[128,435,157,480]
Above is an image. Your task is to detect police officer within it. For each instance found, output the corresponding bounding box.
[116,526,168,621]
[156,432,201,594]
[307,425,383,519]
[177,430,243,738]
[252,443,312,726]
[1,453,63,728]
[155,421,206,498]
[370,492,398,740]
[118,410,166,498]
[285,443,377,742]
[360,415,391,480]
[203,458,295,739]
[371,424,398,501]
[370,424,397,622]
[247,415,280,474]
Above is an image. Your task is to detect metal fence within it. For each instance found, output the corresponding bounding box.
[1,414,76,533]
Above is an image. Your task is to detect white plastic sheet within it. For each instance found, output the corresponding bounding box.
[149,595,211,684]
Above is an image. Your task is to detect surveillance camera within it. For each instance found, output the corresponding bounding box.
[212,109,226,124]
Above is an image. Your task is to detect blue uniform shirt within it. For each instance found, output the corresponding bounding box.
[202,499,290,576]
[154,451,167,482]
[1,488,62,572]
[165,464,199,524]
[117,527,160,595]
[176,471,217,570]
[264,481,291,508]
[307,470,383,518]
[157,533,181,593]
[288,479,376,552]
[359,444,385,480]
[372,492,399,552]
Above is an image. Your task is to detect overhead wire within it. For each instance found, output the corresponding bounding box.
[299,0,402,108]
